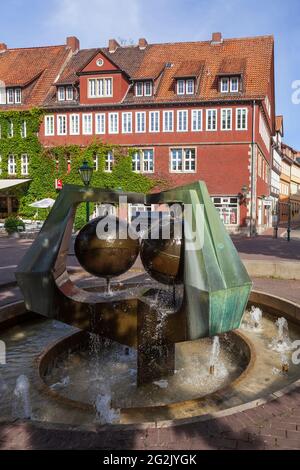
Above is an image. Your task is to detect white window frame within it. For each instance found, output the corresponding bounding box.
[144,81,152,96]
[66,86,74,101]
[88,78,113,98]
[135,112,146,133]
[132,149,154,173]
[57,115,67,135]
[15,88,22,104]
[206,109,217,131]
[236,108,248,131]
[20,120,27,138]
[177,80,185,95]
[95,113,106,134]
[170,147,196,173]
[135,82,143,97]
[7,89,14,104]
[122,112,132,134]
[221,108,232,131]
[70,114,80,135]
[191,109,202,132]
[220,77,229,93]
[82,113,93,135]
[21,154,29,176]
[8,120,13,138]
[177,110,188,132]
[58,86,66,101]
[108,112,119,134]
[163,110,174,132]
[105,152,114,173]
[186,79,195,95]
[8,154,16,175]
[149,111,160,133]
[230,77,239,93]
[45,115,55,136]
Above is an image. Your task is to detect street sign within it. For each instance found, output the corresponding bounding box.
[55,179,63,190]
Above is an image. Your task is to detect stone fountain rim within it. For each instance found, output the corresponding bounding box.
[1,290,300,431]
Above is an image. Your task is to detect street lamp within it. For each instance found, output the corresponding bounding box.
[79,161,93,223]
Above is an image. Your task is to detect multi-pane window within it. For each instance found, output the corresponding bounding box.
[20,121,27,138]
[149,111,160,132]
[21,154,29,175]
[58,87,65,101]
[163,111,174,132]
[122,112,132,133]
[7,120,13,138]
[170,148,196,173]
[177,79,194,95]
[70,114,80,135]
[66,86,74,101]
[95,113,105,134]
[6,88,21,104]
[109,113,118,134]
[236,108,248,130]
[88,78,112,98]
[192,109,202,131]
[132,149,154,173]
[206,109,217,131]
[105,152,114,173]
[230,77,239,92]
[83,114,93,135]
[57,115,67,135]
[177,110,188,132]
[8,155,16,175]
[135,112,146,133]
[143,149,154,172]
[220,77,229,93]
[45,115,54,136]
[221,109,232,130]
[213,197,238,225]
[135,81,152,97]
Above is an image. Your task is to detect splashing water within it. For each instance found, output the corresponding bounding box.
[250,306,263,329]
[95,392,120,424]
[209,336,220,375]
[269,317,293,352]
[12,375,32,420]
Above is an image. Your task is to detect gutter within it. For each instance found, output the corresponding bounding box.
[250,100,256,237]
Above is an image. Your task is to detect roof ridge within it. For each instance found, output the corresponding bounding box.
[8,44,66,51]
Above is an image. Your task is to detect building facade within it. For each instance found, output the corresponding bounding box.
[0,33,277,233]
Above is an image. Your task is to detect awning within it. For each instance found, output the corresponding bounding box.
[29,198,55,209]
[0,179,32,192]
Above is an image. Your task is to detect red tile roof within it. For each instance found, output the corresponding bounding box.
[0,45,71,109]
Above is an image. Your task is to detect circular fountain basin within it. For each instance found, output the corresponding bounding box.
[0,291,300,428]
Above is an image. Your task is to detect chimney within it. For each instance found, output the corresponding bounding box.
[66,36,80,53]
[211,32,223,44]
[108,38,120,53]
[0,43,7,53]
[138,38,148,50]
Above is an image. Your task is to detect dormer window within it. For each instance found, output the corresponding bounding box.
[135,81,152,97]
[58,85,74,101]
[6,87,22,104]
[177,79,195,95]
[220,76,240,93]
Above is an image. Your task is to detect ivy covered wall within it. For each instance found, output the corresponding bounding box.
[0,110,160,226]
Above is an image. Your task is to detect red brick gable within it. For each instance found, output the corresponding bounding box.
[80,51,119,73]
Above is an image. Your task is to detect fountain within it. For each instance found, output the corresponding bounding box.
[0,179,296,431]
[270,317,293,352]
[209,337,220,376]
[12,375,31,420]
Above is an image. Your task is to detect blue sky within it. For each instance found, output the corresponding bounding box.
[1,0,300,148]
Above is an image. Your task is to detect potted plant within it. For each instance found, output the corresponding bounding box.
[4,216,25,238]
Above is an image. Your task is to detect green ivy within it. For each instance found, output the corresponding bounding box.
[0,110,162,226]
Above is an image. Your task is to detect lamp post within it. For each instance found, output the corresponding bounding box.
[79,161,93,223]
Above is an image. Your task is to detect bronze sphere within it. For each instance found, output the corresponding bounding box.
[74,215,140,278]
[140,217,183,285]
